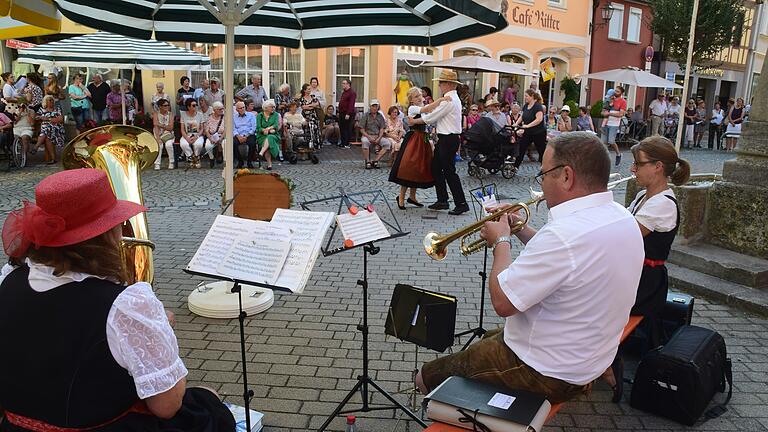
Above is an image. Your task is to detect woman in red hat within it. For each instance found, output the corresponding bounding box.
[0,168,234,431]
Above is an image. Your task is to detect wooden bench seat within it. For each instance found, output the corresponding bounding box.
[422,315,644,431]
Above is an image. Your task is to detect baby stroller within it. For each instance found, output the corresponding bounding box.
[286,124,319,165]
[463,116,517,179]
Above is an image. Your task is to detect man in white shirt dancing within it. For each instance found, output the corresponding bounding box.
[409,69,468,215]
[415,132,644,404]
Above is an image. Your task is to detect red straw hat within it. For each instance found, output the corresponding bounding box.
[2,169,147,257]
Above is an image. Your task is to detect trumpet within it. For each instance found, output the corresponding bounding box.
[423,188,545,260]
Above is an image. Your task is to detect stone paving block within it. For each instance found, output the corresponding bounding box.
[4,150,767,431]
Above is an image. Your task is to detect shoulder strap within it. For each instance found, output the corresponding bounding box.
[704,358,733,420]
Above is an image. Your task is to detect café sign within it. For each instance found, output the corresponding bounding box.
[510,6,561,31]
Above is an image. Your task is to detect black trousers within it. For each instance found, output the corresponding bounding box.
[708,123,722,149]
[432,134,467,205]
[235,135,257,163]
[339,113,355,146]
[514,130,547,168]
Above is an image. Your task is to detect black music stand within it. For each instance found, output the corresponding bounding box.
[453,184,509,351]
[301,189,425,431]
[183,194,294,432]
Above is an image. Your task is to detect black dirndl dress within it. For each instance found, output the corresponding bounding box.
[629,193,680,349]
[388,116,435,188]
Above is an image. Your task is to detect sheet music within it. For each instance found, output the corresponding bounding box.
[336,211,390,246]
[270,209,335,293]
[187,215,292,285]
[217,231,291,285]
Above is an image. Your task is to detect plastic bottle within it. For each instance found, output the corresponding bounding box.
[345,415,357,432]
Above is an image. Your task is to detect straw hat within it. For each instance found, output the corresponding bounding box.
[2,169,146,257]
[432,69,462,85]
[486,98,500,107]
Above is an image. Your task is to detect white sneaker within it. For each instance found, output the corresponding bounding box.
[168,165,174,170]
[154,165,160,170]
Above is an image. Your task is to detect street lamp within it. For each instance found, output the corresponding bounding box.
[590,2,615,33]
[601,4,615,22]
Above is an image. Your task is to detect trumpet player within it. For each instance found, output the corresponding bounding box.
[415,132,644,404]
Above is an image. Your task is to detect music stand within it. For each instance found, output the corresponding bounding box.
[301,189,425,431]
[182,194,294,432]
[450,184,497,350]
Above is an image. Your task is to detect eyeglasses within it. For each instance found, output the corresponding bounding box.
[632,160,659,168]
[535,164,565,185]
[190,104,197,107]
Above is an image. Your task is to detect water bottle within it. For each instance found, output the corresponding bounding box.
[345,415,357,432]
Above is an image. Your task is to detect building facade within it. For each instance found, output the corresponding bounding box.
[659,0,762,109]
[588,0,654,110]
[3,1,593,114]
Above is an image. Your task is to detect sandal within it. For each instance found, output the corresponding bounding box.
[371,161,379,169]
[365,161,372,169]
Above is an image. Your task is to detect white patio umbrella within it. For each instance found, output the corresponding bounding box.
[579,66,684,89]
[19,31,211,124]
[51,0,509,210]
[423,54,533,102]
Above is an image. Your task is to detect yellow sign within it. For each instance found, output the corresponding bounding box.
[540,58,556,82]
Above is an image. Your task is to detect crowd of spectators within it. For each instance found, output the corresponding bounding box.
[0,68,750,170]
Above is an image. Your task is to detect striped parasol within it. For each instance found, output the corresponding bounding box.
[17,31,211,70]
[52,0,508,48]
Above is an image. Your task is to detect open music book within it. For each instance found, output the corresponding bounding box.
[186,210,334,293]
[336,210,390,247]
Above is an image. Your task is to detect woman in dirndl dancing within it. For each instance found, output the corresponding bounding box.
[389,87,449,209]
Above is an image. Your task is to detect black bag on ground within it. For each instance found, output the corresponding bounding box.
[630,325,732,426]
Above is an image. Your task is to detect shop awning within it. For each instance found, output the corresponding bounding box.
[17,31,211,70]
[0,0,61,39]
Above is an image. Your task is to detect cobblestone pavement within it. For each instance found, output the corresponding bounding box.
[2,147,766,432]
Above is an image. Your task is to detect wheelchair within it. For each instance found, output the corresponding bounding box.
[286,127,319,165]
[0,128,25,171]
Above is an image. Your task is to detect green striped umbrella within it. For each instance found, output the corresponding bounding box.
[17,31,211,69]
[51,0,508,221]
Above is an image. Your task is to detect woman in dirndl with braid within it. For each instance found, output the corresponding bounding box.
[0,169,234,431]
[602,135,690,403]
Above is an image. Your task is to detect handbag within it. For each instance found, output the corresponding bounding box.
[160,131,175,143]
[630,325,732,426]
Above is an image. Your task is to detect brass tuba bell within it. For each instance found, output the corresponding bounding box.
[62,125,159,284]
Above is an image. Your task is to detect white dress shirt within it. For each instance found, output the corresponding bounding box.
[0,260,187,399]
[421,90,462,134]
[649,99,668,117]
[497,191,644,385]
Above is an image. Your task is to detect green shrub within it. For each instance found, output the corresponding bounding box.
[590,100,604,118]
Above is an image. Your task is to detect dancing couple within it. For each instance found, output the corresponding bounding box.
[390,69,468,216]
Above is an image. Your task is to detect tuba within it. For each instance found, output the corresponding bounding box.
[62,125,159,284]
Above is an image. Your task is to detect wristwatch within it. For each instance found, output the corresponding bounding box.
[492,235,513,250]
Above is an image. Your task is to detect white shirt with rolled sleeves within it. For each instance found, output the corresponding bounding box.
[420,90,462,134]
[497,191,644,385]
